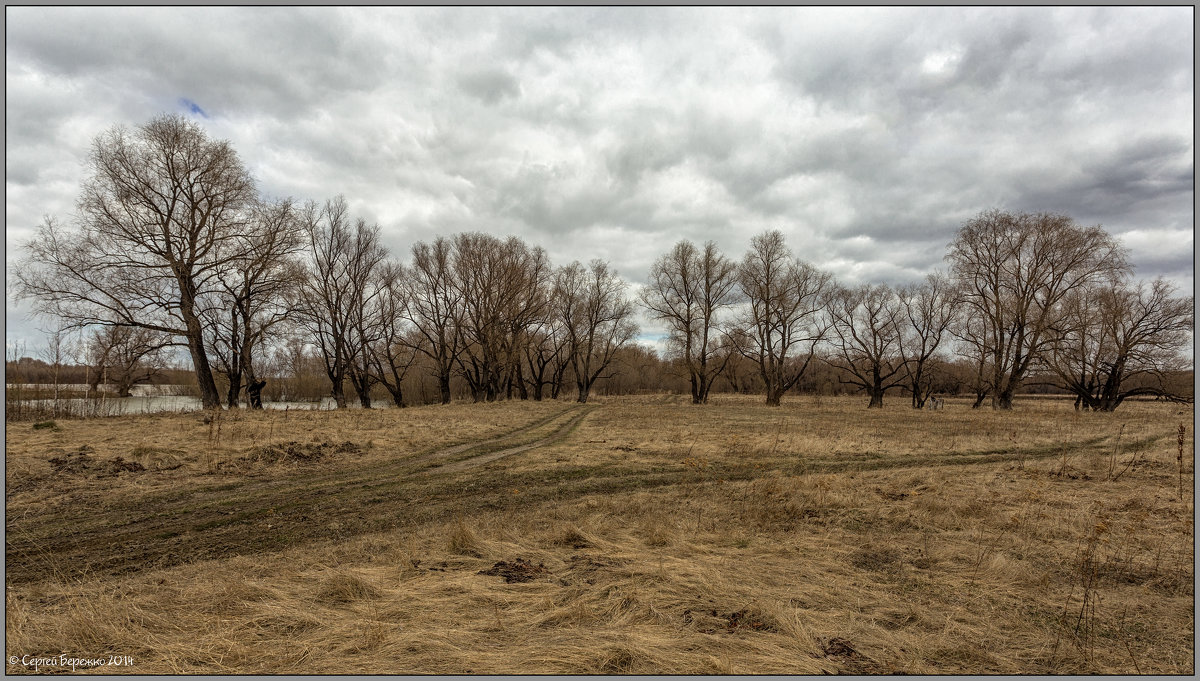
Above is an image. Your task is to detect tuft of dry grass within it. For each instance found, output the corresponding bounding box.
[316,571,383,604]
[447,518,484,557]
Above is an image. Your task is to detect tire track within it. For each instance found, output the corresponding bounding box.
[404,405,588,470]
[432,407,592,473]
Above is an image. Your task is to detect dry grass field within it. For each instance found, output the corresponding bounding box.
[5,394,1194,674]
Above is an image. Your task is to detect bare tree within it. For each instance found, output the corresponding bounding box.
[344,230,389,408]
[86,324,172,397]
[368,261,419,408]
[713,331,762,394]
[1046,278,1193,411]
[296,196,387,408]
[205,198,305,408]
[13,114,257,408]
[38,325,70,409]
[523,318,571,400]
[554,260,638,403]
[946,209,1129,409]
[897,272,958,408]
[826,283,906,408]
[402,237,463,404]
[951,306,995,408]
[640,240,739,404]
[499,244,553,400]
[451,234,551,402]
[734,230,834,406]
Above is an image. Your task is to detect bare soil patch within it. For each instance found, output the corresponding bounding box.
[48,447,146,478]
[478,558,551,583]
[226,440,364,469]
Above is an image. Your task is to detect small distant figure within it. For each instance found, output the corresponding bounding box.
[926,396,944,411]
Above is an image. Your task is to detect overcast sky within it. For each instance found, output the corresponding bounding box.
[5,6,1194,355]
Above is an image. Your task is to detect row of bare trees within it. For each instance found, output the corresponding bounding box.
[640,232,956,409]
[10,116,638,409]
[13,115,1193,412]
[637,220,1190,412]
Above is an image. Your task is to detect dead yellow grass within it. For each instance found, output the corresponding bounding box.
[5,394,1193,674]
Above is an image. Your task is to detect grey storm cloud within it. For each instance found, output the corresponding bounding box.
[4,6,1193,351]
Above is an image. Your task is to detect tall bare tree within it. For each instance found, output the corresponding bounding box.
[205,198,305,408]
[297,196,387,408]
[555,260,638,403]
[1046,278,1193,411]
[451,233,551,402]
[897,272,958,408]
[499,244,553,400]
[368,261,419,408]
[402,237,463,404]
[522,318,571,400]
[946,209,1129,409]
[951,306,995,408]
[734,230,834,406]
[14,114,257,408]
[38,324,70,407]
[344,230,389,408]
[640,240,739,404]
[826,283,906,408]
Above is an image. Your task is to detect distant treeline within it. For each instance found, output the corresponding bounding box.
[6,353,1192,410]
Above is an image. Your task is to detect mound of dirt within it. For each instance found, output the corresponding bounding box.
[48,449,145,478]
[128,446,186,471]
[682,606,779,633]
[822,637,858,657]
[232,441,364,467]
[724,608,779,632]
[820,637,894,674]
[478,558,550,583]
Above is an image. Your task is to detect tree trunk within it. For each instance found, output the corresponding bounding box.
[331,378,348,409]
[179,291,222,409]
[350,372,372,408]
[385,384,406,408]
[247,379,267,409]
[184,325,222,409]
[765,387,783,406]
[226,376,242,408]
[994,390,1015,410]
[576,379,591,404]
[868,387,884,408]
[697,373,712,405]
[514,363,529,401]
[438,372,452,405]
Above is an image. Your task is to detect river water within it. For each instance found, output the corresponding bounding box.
[8,394,366,415]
